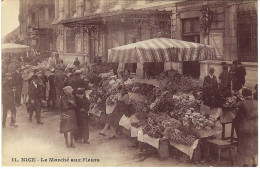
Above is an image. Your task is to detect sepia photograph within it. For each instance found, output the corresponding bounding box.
[1,0,258,167]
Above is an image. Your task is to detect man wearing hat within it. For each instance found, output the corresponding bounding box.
[233,88,257,166]
[12,65,23,106]
[73,57,80,67]
[235,60,247,92]
[28,75,43,124]
[48,52,57,67]
[229,60,238,92]
[54,68,67,109]
[47,69,56,109]
[40,70,48,101]
[202,67,219,108]
[2,73,17,128]
[75,88,90,144]
[69,70,85,95]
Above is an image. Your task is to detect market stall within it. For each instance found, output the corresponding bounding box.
[9,39,238,163]
[2,43,30,54]
[108,38,216,63]
[108,37,216,78]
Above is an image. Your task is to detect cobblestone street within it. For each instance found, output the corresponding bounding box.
[2,105,205,167]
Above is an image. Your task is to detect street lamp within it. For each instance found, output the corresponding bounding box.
[200,0,214,40]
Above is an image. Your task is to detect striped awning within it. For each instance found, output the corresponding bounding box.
[108,38,216,63]
[2,43,30,54]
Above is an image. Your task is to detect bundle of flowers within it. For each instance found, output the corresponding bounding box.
[150,91,175,113]
[130,82,155,96]
[223,96,239,108]
[99,72,114,79]
[84,72,102,86]
[175,76,201,93]
[172,94,200,111]
[142,113,166,138]
[181,108,217,130]
[163,128,197,146]
[106,94,118,106]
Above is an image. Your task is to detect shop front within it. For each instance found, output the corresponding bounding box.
[57,9,171,66]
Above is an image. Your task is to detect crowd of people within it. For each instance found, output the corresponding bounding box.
[202,60,257,108]
[2,51,92,148]
[2,51,258,162]
[202,60,258,166]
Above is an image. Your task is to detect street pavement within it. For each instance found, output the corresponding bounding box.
[2,105,222,167]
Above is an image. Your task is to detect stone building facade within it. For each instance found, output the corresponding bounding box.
[52,0,257,89]
[52,0,173,64]
[19,0,55,51]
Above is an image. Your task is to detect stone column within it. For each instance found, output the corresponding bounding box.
[84,0,91,15]
[58,0,64,20]
[64,0,70,19]
[45,7,49,26]
[136,63,144,78]
[76,0,83,17]
[55,0,59,19]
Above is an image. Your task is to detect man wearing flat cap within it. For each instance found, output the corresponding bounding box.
[2,73,17,128]
[202,67,219,108]
[28,75,43,124]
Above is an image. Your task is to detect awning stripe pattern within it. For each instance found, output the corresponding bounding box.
[108,38,216,63]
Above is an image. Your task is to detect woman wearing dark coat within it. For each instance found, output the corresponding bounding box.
[234,61,246,92]
[60,86,77,148]
[202,67,219,108]
[75,88,90,144]
[219,65,231,97]
[233,88,258,166]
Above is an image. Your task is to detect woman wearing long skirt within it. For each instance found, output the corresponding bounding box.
[60,86,77,148]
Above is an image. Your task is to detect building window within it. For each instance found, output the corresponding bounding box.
[66,32,75,53]
[181,18,201,79]
[182,18,200,43]
[237,11,257,62]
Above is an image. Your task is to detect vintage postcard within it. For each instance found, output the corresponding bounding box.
[1,0,258,167]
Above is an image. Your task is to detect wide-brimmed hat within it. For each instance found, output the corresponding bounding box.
[63,86,73,93]
[76,88,85,95]
[5,73,12,78]
[31,75,39,81]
